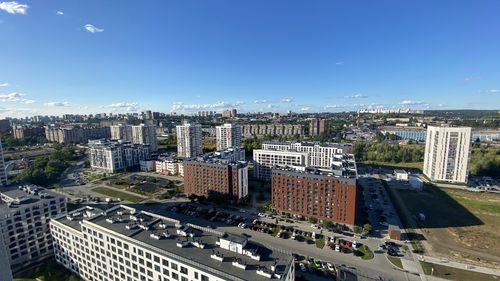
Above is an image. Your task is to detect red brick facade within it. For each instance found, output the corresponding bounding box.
[271,170,357,225]
[183,161,246,200]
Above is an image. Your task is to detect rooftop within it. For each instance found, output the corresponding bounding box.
[54,204,292,281]
[0,185,63,213]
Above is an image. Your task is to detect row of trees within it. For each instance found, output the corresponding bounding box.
[469,146,500,177]
[17,145,76,186]
[353,142,424,163]
[1,132,47,150]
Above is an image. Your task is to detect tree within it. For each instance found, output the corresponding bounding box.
[322,221,334,230]
[309,217,318,224]
[363,223,372,234]
[353,225,363,234]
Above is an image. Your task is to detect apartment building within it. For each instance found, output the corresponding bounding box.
[156,158,181,176]
[176,123,203,158]
[110,124,158,151]
[271,162,358,225]
[241,124,304,138]
[309,118,326,136]
[183,149,248,200]
[253,149,309,181]
[216,123,241,150]
[50,204,294,281]
[132,124,158,152]
[260,141,352,169]
[12,125,45,140]
[0,139,7,186]
[110,124,133,141]
[222,109,238,118]
[0,185,66,272]
[89,140,151,173]
[45,126,110,144]
[423,126,472,183]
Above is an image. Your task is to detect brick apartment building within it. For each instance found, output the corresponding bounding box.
[271,164,358,225]
[183,161,248,201]
[183,148,248,201]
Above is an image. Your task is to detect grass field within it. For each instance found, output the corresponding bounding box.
[393,183,500,268]
[387,256,403,269]
[92,187,144,202]
[420,261,499,281]
[360,161,423,170]
[358,245,374,260]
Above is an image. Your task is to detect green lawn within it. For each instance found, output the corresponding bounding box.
[450,194,500,215]
[420,261,499,281]
[360,161,423,170]
[358,245,374,260]
[387,256,403,269]
[92,187,144,202]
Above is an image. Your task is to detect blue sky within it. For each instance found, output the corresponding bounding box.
[0,0,499,117]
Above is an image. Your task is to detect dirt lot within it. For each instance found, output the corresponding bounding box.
[394,184,500,269]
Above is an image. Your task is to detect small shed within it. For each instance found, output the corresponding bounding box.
[388,225,401,241]
[394,169,409,181]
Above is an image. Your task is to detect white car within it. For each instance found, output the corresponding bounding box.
[258,213,265,217]
[327,263,335,271]
[299,263,307,272]
[311,224,319,229]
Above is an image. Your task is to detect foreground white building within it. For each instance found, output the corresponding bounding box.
[176,123,203,158]
[51,205,294,281]
[253,150,309,181]
[423,126,471,183]
[216,123,241,150]
[0,185,66,273]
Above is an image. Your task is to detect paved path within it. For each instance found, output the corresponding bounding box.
[421,255,500,276]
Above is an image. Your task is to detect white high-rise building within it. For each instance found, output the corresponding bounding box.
[51,205,295,281]
[0,140,7,186]
[132,124,158,152]
[423,126,472,183]
[216,123,241,150]
[0,185,66,273]
[110,124,133,141]
[110,124,157,151]
[176,123,202,158]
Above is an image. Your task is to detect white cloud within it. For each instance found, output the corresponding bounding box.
[344,94,368,99]
[281,98,293,103]
[254,99,269,104]
[45,101,69,107]
[84,24,104,33]
[324,104,345,109]
[0,83,8,87]
[171,101,241,112]
[335,62,344,65]
[400,100,424,105]
[0,92,34,103]
[300,107,311,111]
[56,11,64,15]
[0,1,28,14]
[104,102,140,112]
[482,89,499,94]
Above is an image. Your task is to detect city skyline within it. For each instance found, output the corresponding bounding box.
[1,0,500,118]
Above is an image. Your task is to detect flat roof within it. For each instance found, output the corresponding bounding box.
[0,185,63,213]
[54,204,292,281]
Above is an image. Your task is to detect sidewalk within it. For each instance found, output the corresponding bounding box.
[421,255,500,277]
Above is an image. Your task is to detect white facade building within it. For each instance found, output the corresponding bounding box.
[156,158,180,176]
[89,140,151,173]
[423,126,472,183]
[216,124,241,150]
[176,123,203,158]
[50,205,294,281]
[0,185,66,273]
[110,124,133,141]
[132,124,158,152]
[253,149,309,181]
[261,142,352,168]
